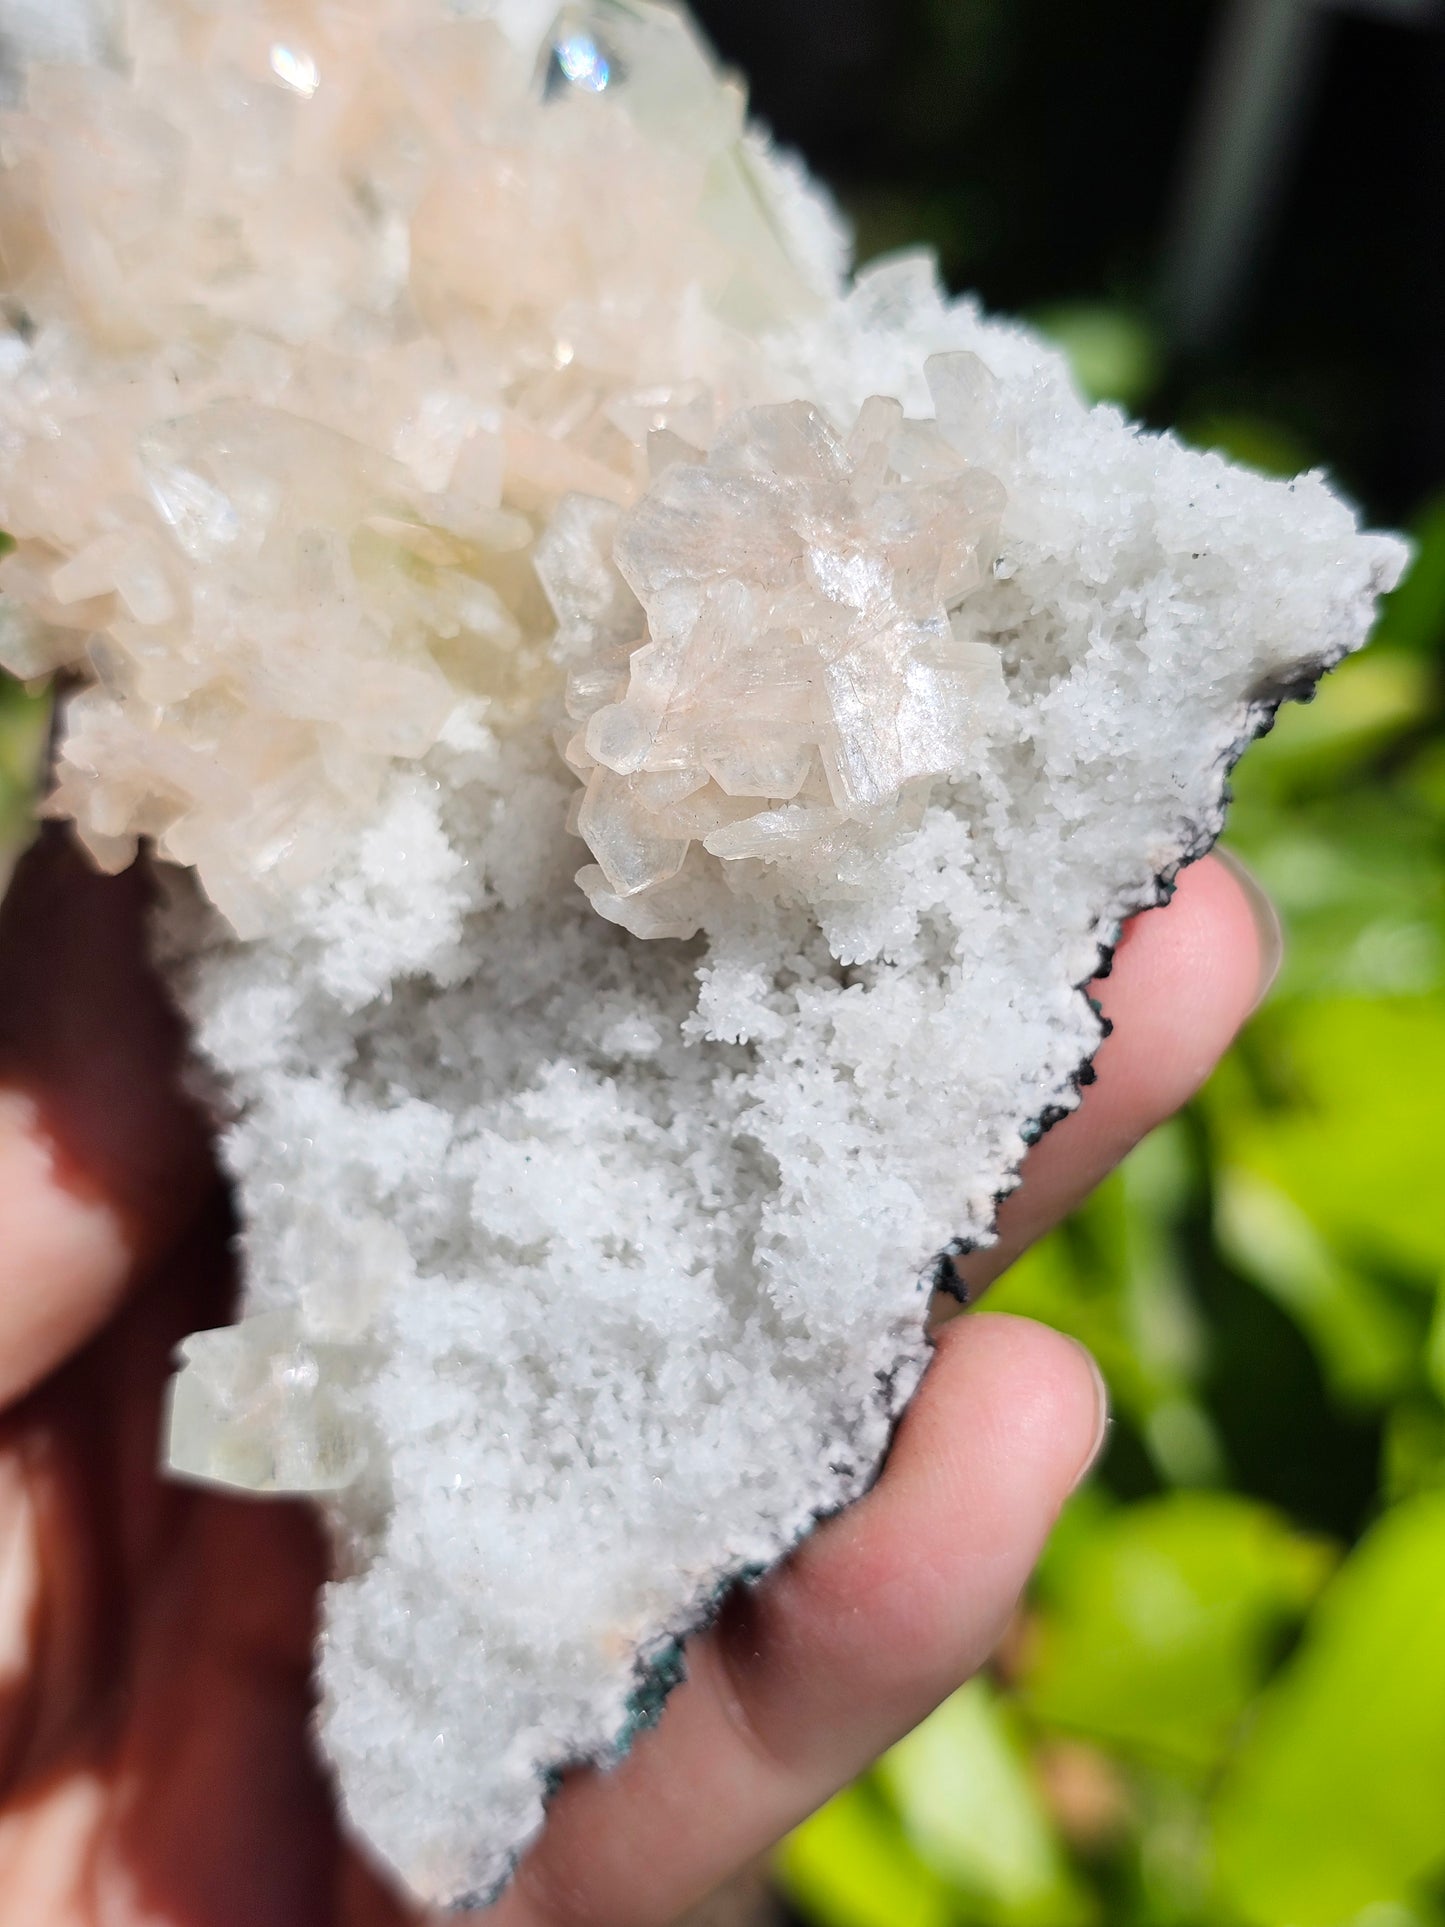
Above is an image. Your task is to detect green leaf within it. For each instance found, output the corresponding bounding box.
[1219,648,1445,1005]
[986,1217,1154,1432]
[1208,998,1445,1285]
[1212,1494,1445,1925]
[1375,496,1445,657]
[1236,828,1443,1003]
[1382,1401,1445,1505]
[879,1679,1092,1925]
[1230,649,1434,794]
[1029,304,1161,409]
[1179,413,1314,478]
[989,1129,1223,1485]
[1021,1493,1334,1775]
[0,671,47,884]
[777,1782,954,1927]
[1214,1168,1424,1407]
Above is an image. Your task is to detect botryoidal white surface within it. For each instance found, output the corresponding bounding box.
[0,0,1406,1907]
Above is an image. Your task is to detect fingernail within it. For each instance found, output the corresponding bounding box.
[1214,845,1284,1013]
[1068,1341,1111,1494]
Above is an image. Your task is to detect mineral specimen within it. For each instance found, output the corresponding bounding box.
[0,0,1406,1909]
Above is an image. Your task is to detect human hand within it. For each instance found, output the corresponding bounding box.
[0,826,1277,1924]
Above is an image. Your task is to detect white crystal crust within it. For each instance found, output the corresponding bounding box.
[0,0,1407,1910]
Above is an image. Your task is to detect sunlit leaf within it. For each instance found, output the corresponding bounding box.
[1374,496,1445,657]
[1029,303,1161,409]
[1212,1494,1445,1925]
[1220,647,1445,1004]
[990,1129,1222,1484]
[0,671,47,889]
[879,1679,1092,1924]
[986,1213,1151,1420]
[777,1782,954,1927]
[1230,650,1433,792]
[1021,1493,1334,1774]
[1427,1288,1445,1407]
[1208,998,1445,1283]
[1215,1168,1424,1407]
[1382,1400,1445,1505]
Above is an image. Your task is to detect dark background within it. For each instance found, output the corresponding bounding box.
[695,0,1444,516]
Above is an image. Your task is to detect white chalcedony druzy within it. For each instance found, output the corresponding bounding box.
[0,0,1406,1910]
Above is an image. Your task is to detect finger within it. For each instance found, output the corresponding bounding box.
[0,1207,375,1927]
[0,828,213,1409]
[490,1313,1106,1927]
[0,1200,237,1791]
[959,849,1280,1295]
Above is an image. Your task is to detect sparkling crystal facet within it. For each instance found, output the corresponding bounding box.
[546,28,615,93]
[269,43,320,97]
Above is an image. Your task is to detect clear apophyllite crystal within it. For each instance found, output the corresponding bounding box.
[168,1312,367,1495]
[0,0,1407,1910]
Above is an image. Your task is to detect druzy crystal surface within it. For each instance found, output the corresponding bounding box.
[0,0,1406,1909]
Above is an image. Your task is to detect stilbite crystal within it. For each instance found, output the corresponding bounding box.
[0,0,1407,1910]
[546,378,1009,936]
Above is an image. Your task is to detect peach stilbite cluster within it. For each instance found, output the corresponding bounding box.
[544,378,1007,937]
[0,0,842,932]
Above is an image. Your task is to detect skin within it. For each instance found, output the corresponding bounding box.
[0,826,1275,1925]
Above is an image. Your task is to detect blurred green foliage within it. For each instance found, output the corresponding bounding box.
[0,688,45,892]
[778,318,1445,1927]
[0,495,46,870]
